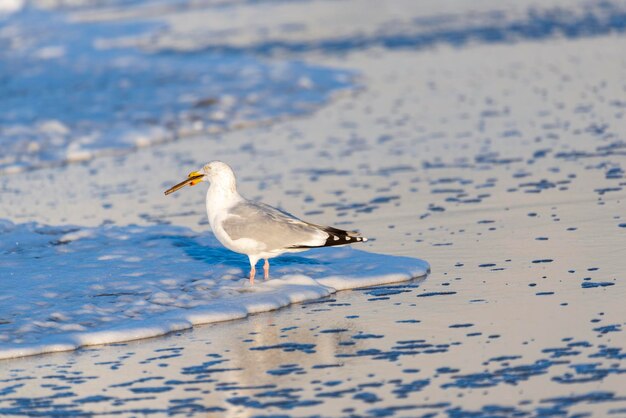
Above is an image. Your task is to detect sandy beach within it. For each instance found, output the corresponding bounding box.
[1,0,625,416]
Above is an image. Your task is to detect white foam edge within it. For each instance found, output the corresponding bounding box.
[0,264,429,361]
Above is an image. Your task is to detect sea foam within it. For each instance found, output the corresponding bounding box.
[0,220,429,360]
[0,6,354,175]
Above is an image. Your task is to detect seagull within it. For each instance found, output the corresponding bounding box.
[164,161,367,284]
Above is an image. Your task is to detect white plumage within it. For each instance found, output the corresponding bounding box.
[165,161,367,284]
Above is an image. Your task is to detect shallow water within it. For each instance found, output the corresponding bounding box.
[0,1,354,174]
[0,270,623,416]
[0,219,427,359]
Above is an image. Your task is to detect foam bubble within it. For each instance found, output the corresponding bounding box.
[0,220,428,359]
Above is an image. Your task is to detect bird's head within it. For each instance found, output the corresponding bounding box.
[164,161,236,195]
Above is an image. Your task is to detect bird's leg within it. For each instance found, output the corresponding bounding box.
[249,266,256,285]
[248,257,259,285]
[263,259,270,280]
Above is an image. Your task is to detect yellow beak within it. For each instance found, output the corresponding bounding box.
[164,171,204,195]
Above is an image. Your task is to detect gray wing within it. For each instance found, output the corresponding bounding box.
[222,201,326,251]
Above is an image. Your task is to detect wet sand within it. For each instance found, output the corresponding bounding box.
[1,0,625,416]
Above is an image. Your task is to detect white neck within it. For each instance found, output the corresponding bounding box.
[205,181,243,223]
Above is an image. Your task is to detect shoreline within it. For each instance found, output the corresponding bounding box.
[0,271,430,361]
[0,0,625,416]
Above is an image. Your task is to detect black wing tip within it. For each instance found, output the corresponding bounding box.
[289,229,368,249]
[322,226,368,247]
[325,234,368,245]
